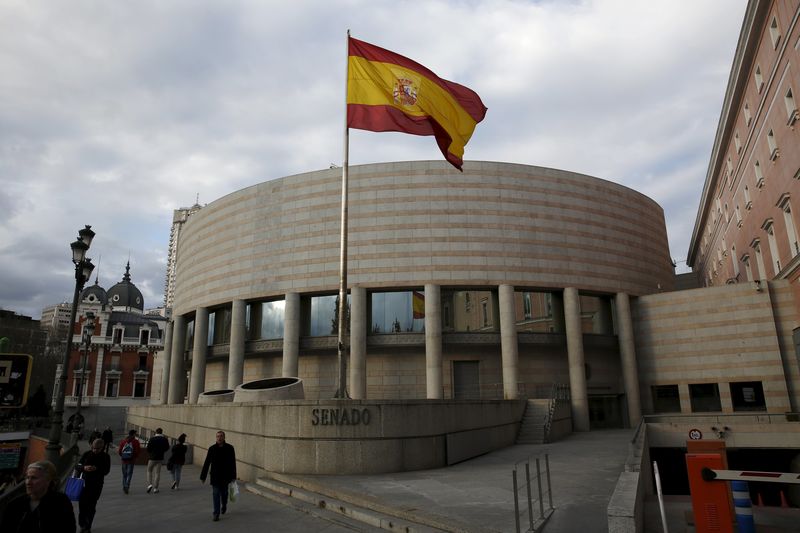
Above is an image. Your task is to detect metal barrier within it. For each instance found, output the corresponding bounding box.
[512,453,554,533]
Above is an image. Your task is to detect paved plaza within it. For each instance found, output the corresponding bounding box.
[19,429,798,532]
[78,430,634,532]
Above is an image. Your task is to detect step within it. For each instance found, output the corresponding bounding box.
[251,476,452,532]
[243,480,385,532]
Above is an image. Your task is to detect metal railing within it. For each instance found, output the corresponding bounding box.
[512,453,554,533]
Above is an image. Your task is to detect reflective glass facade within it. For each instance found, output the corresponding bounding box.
[441,290,497,332]
[247,300,285,340]
[370,291,424,333]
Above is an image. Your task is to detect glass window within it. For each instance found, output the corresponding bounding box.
[730,381,766,411]
[769,16,781,48]
[755,65,764,92]
[185,320,195,354]
[441,290,497,332]
[105,379,118,398]
[309,294,349,337]
[207,312,215,346]
[689,383,722,412]
[207,309,233,345]
[581,295,614,334]
[514,291,554,332]
[370,291,424,334]
[785,88,797,120]
[767,130,778,159]
[133,381,146,398]
[652,385,681,413]
[260,300,285,339]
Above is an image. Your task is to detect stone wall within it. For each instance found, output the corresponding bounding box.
[633,280,800,415]
[128,399,525,477]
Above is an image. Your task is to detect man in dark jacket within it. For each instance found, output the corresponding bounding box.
[101,427,112,453]
[77,439,111,533]
[145,428,170,494]
[200,430,237,521]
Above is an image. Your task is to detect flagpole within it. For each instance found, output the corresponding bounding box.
[334,29,351,399]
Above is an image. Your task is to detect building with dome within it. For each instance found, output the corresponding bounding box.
[52,262,166,429]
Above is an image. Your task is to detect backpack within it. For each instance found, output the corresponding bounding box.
[121,441,134,460]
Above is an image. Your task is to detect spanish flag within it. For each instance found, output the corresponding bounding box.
[412,290,425,319]
[347,37,487,171]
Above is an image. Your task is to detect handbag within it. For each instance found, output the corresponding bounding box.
[228,480,239,503]
[65,473,84,501]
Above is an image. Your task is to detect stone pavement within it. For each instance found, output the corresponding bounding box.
[85,453,379,532]
[81,429,634,532]
[275,429,634,532]
[58,426,800,533]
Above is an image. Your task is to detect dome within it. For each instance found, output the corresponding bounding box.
[81,280,108,305]
[107,262,144,311]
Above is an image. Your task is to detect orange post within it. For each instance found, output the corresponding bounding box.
[686,452,735,533]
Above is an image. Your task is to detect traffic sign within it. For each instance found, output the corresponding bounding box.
[0,353,33,408]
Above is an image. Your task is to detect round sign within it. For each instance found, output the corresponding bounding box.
[689,428,703,440]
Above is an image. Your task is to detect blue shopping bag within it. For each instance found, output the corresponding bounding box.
[65,473,84,501]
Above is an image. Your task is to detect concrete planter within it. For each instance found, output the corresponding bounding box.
[198,389,235,404]
[234,377,304,402]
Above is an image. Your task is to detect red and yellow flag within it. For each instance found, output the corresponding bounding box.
[412,290,425,319]
[347,37,487,171]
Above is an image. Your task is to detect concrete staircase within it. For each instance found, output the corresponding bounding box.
[516,399,551,445]
[245,474,453,532]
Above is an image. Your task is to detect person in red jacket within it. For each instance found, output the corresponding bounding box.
[117,429,141,494]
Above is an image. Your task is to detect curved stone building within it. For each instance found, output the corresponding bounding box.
[161,161,674,430]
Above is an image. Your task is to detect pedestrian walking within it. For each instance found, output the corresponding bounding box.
[168,433,188,490]
[145,428,170,493]
[87,428,101,444]
[0,460,76,533]
[101,426,112,453]
[76,438,111,533]
[200,430,237,522]
[117,429,141,494]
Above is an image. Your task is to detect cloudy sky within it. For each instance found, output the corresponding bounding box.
[1,0,746,319]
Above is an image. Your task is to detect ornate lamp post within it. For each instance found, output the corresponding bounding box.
[46,225,96,464]
[72,311,95,439]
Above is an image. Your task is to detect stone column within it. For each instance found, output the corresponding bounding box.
[425,284,443,399]
[498,284,519,399]
[158,320,173,404]
[228,300,246,389]
[564,287,590,431]
[167,315,186,404]
[615,292,642,426]
[349,287,367,399]
[188,307,209,404]
[282,293,300,377]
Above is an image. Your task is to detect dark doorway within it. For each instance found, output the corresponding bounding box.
[453,361,480,399]
[588,394,624,429]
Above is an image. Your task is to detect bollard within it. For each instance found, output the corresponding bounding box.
[513,469,521,533]
[536,457,545,519]
[731,480,755,533]
[525,462,534,531]
[545,454,553,510]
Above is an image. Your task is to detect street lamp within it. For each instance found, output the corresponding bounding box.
[46,225,96,464]
[72,311,95,440]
